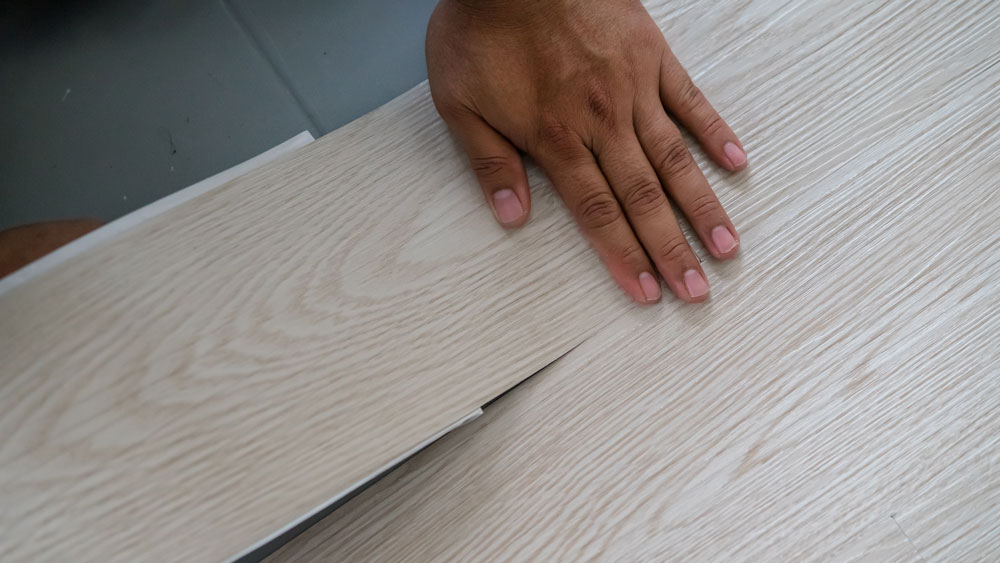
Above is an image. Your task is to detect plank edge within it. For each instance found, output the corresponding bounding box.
[0,131,316,295]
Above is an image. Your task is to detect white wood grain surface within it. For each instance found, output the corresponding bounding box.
[0,46,633,563]
[0,133,315,294]
[269,0,1000,560]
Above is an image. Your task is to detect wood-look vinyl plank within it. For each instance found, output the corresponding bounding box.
[268,0,1000,560]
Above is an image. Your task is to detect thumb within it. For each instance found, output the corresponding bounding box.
[449,112,531,228]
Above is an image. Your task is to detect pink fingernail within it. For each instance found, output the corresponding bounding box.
[492,189,524,225]
[638,272,661,303]
[724,142,747,169]
[711,226,738,255]
[684,269,709,299]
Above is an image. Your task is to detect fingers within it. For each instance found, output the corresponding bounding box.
[636,102,740,261]
[593,134,710,303]
[533,134,662,305]
[659,48,747,172]
[447,110,531,227]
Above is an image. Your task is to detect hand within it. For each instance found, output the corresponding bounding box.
[0,220,103,278]
[426,0,746,304]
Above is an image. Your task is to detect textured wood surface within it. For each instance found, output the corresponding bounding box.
[270,0,1000,560]
[0,48,631,563]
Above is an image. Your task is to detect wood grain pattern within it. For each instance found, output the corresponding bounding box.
[0,47,632,563]
[836,518,919,563]
[890,433,1000,561]
[269,0,1000,560]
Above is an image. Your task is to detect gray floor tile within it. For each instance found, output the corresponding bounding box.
[229,0,438,134]
[1,1,314,228]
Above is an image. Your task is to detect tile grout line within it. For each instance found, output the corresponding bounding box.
[219,0,327,136]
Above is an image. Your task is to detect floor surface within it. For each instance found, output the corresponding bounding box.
[0,0,436,229]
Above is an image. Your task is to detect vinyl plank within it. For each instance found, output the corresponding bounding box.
[267,0,1000,560]
[828,517,920,563]
[891,449,1000,562]
[0,58,629,563]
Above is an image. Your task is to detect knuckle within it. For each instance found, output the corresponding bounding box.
[621,178,666,217]
[701,114,725,137]
[536,115,579,156]
[637,19,666,44]
[655,138,694,177]
[677,78,706,111]
[633,111,659,134]
[657,236,691,265]
[576,190,623,230]
[686,193,722,221]
[616,244,648,268]
[470,155,514,179]
[431,95,465,122]
[583,80,617,126]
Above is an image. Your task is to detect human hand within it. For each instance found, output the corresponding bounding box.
[0,220,103,279]
[426,0,746,304]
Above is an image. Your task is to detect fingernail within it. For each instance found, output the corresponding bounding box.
[638,272,661,303]
[492,189,524,225]
[683,269,709,299]
[724,142,747,169]
[711,226,738,255]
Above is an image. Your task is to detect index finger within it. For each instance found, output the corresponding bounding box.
[660,47,747,172]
